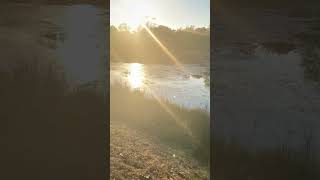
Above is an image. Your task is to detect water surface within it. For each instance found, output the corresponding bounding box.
[111,62,210,111]
[0,3,107,84]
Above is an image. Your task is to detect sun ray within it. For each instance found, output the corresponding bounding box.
[136,25,201,144]
[143,85,200,145]
[142,25,189,74]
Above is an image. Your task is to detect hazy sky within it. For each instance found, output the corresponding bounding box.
[111,0,210,29]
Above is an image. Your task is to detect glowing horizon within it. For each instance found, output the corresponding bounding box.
[111,0,210,31]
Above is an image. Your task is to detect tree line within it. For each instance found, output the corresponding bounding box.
[111,23,210,64]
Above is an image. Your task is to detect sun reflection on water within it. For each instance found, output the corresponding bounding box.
[127,63,145,89]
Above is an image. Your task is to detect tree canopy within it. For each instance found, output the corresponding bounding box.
[110,23,210,64]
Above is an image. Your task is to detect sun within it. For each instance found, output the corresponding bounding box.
[112,0,154,31]
[126,5,148,30]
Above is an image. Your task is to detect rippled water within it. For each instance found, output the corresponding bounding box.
[1,3,210,112]
[213,6,320,154]
[0,3,107,83]
[111,62,210,111]
[39,5,107,83]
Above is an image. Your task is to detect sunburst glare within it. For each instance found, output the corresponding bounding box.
[111,0,152,31]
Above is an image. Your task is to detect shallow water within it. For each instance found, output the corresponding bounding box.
[0,3,107,83]
[111,62,210,111]
[39,4,107,83]
[213,7,320,156]
[1,3,211,111]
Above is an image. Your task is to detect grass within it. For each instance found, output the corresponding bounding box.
[111,83,210,166]
[3,58,319,179]
[213,137,320,179]
[110,82,320,179]
[0,59,107,180]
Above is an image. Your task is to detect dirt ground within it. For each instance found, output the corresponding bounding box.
[110,121,209,180]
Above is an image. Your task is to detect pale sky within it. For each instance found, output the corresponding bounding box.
[110,0,210,30]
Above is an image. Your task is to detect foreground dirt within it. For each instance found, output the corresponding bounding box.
[110,122,209,180]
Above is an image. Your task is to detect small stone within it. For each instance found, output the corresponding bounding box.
[178,171,186,178]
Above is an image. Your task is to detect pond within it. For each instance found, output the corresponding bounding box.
[111,62,210,111]
[0,3,107,83]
